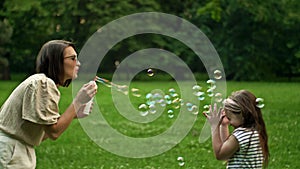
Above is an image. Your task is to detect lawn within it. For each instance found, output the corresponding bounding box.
[0,80,299,169]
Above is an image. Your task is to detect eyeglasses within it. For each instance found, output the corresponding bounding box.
[64,55,78,61]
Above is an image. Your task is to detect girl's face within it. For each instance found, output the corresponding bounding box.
[63,46,80,82]
[225,110,244,128]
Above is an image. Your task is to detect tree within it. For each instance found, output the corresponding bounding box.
[1,0,163,74]
[1,0,299,81]
[0,19,13,80]
[193,0,300,81]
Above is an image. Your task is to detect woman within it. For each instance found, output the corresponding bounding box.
[0,40,97,168]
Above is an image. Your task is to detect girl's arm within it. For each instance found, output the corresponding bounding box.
[220,124,229,143]
[212,131,239,160]
[204,104,239,160]
[220,111,230,142]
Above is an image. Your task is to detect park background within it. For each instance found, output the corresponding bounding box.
[0,0,299,168]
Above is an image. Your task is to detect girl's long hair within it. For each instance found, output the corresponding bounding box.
[228,90,269,167]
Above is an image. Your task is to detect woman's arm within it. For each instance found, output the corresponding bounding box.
[43,104,77,140]
[43,81,97,141]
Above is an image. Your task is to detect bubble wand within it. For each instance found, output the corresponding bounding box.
[95,76,128,95]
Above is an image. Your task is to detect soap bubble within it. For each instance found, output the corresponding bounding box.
[145,93,152,99]
[206,79,216,85]
[192,84,202,91]
[203,104,210,114]
[157,98,166,107]
[206,88,214,97]
[256,98,265,108]
[147,68,154,77]
[192,85,205,100]
[164,95,172,105]
[149,104,156,114]
[172,98,181,109]
[131,88,141,97]
[185,102,198,115]
[214,93,223,103]
[177,156,185,167]
[138,104,148,116]
[146,100,156,106]
[190,105,199,115]
[206,79,216,92]
[167,109,174,118]
[168,88,176,94]
[213,69,222,80]
[195,92,205,101]
[186,102,193,109]
[153,92,163,101]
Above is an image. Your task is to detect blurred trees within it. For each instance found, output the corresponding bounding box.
[198,0,300,81]
[0,0,299,81]
[0,19,13,80]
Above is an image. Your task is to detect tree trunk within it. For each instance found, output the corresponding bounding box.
[0,58,11,80]
[2,66,11,80]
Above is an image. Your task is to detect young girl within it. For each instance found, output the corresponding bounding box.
[203,90,269,168]
[0,40,97,168]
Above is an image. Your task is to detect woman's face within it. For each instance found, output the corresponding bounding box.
[63,46,80,82]
[225,110,244,128]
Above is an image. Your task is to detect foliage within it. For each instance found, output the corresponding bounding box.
[0,0,299,81]
[193,0,300,80]
[0,18,13,80]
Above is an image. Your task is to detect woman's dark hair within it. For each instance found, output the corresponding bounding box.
[36,40,75,87]
[226,90,269,167]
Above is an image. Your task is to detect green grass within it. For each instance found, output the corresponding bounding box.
[0,80,299,169]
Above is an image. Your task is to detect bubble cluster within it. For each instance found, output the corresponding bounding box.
[192,85,205,101]
[136,88,183,118]
[129,72,226,119]
[186,102,199,115]
[94,69,227,161]
[95,69,226,128]
[132,82,216,118]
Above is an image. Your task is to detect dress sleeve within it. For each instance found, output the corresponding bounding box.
[232,128,251,152]
[22,77,61,125]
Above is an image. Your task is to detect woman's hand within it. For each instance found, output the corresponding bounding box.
[76,100,94,118]
[73,81,97,117]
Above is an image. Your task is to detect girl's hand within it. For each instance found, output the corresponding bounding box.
[220,109,230,126]
[203,103,223,128]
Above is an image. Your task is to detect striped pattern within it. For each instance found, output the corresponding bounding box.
[227,127,263,169]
